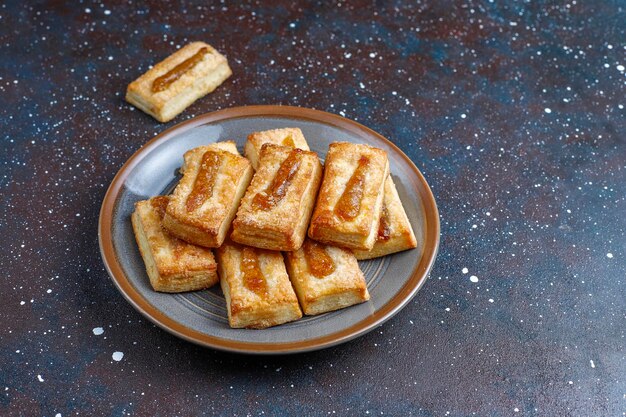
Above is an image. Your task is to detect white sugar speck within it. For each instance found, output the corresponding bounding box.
[514,408,519,413]
[112,351,124,361]
[488,298,494,303]
[37,375,44,382]
[590,360,595,368]
[104,9,111,15]
[461,113,467,119]
[56,414,62,417]
[568,380,573,385]
[85,8,91,13]
[470,275,479,283]
[46,289,52,294]
[606,253,613,258]
[617,64,625,72]
[462,267,468,274]
[369,52,377,58]
[92,327,104,336]
[544,108,552,114]
[289,22,296,28]
[20,301,25,305]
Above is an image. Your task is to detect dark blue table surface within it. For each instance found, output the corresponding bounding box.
[1,1,624,416]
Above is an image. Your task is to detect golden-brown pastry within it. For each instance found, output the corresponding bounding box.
[126,41,232,122]
[353,175,418,259]
[231,144,323,251]
[244,128,310,170]
[284,239,370,315]
[308,142,389,250]
[131,196,218,292]
[163,141,253,248]
[179,140,239,173]
[216,241,302,329]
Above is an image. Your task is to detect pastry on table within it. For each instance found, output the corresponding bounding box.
[308,142,389,250]
[353,175,417,259]
[131,196,218,292]
[126,41,232,122]
[163,141,253,248]
[244,127,310,170]
[231,144,323,251]
[284,238,370,315]
[216,241,302,329]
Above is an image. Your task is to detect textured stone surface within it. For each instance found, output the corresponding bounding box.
[1,1,624,416]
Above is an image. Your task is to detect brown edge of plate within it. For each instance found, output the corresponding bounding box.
[98,105,440,355]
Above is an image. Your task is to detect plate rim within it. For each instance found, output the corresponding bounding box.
[98,105,440,354]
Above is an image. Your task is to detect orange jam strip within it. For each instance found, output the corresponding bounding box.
[240,246,268,297]
[252,149,302,210]
[303,240,335,278]
[377,203,391,241]
[282,134,295,147]
[186,150,223,212]
[334,156,370,221]
[151,196,170,219]
[152,47,209,93]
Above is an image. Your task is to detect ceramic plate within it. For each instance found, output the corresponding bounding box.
[99,105,439,354]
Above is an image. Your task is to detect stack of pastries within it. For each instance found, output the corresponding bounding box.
[131,128,417,329]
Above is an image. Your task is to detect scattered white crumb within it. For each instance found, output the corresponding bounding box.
[462,267,468,274]
[617,65,625,72]
[470,275,479,283]
[461,113,467,119]
[544,108,552,114]
[92,327,104,336]
[606,253,613,258]
[568,380,573,385]
[514,408,519,413]
[488,298,494,303]
[112,351,124,361]
[590,360,595,368]
[37,375,44,382]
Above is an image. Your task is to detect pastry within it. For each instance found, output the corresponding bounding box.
[216,241,302,329]
[231,144,323,251]
[163,141,253,248]
[126,41,232,122]
[131,196,218,292]
[353,175,418,259]
[244,127,310,170]
[284,239,370,315]
[308,142,389,250]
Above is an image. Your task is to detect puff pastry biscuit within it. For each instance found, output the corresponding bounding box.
[284,239,370,315]
[163,141,253,248]
[131,196,218,292]
[308,142,389,250]
[244,127,310,170]
[353,175,418,259]
[126,41,232,122]
[216,242,302,329]
[231,144,323,251]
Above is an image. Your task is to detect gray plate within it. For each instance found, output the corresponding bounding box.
[99,106,439,354]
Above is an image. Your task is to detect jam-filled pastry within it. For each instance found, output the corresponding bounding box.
[126,41,232,122]
[163,141,253,248]
[244,127,310,170]
[308,142,389,250]
[284,239,370,315]
[231,144,323,251]
[353,175,418,260]
[131,196,218,293]
[216,241,302,329]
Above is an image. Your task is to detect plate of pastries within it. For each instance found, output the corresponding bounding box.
[99,105,439,354]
